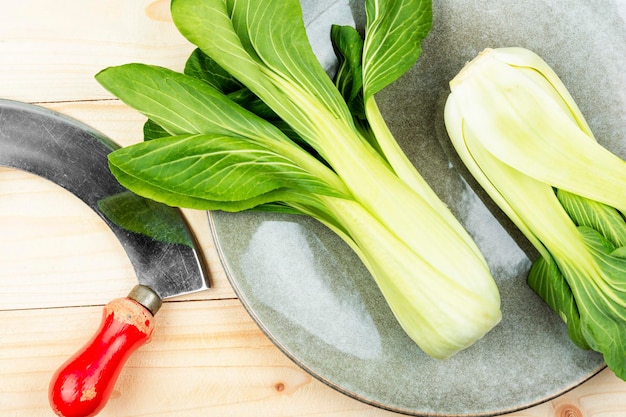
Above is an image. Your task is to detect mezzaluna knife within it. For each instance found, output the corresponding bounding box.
[0,99,210,417]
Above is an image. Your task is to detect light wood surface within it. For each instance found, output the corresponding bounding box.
[1,1,625,416]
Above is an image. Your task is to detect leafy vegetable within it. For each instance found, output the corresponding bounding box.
[96,0,502,359]
[444,47,626,379]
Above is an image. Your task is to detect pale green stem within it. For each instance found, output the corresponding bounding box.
[274,79,493,289]
[365,96,486,258]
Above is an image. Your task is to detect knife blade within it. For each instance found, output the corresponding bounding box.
[0,99,210,417]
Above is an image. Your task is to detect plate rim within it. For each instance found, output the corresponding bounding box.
[207,210,607,417]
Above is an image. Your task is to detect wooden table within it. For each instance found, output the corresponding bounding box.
[1,1,625,416]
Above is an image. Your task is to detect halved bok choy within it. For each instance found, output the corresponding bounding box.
[444,47,626,379]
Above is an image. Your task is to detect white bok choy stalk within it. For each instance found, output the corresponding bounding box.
[96,0,502,359]
[444,47,626,379]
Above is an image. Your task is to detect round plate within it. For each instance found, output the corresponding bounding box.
[209,0,626,415]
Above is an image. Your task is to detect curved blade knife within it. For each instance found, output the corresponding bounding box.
[0,99,210,417]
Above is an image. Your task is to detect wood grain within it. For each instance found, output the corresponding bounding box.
[1,1,625,416]
[1,300,402,417]
[0,0,194,103]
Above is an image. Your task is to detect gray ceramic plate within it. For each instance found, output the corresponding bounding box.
[209,1,626,415]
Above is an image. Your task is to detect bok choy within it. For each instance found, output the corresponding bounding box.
[96,0,502,359]
[444,47,626,379]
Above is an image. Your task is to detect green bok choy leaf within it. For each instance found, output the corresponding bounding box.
[444,47,626,379]
[96,0,502,359]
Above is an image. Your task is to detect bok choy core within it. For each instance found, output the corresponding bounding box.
[444,47,626,379]
[96,0,502,359]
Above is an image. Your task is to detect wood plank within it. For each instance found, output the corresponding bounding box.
[0,165,234,310]
[2,299,626,417]
[0,299,400,417]
[0,100,235,309]
[0,0,194,103]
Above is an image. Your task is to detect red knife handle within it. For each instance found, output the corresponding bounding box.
[49,286,161,417]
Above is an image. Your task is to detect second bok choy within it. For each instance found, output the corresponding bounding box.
[444,47,626,379]
[95,0,502,359]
